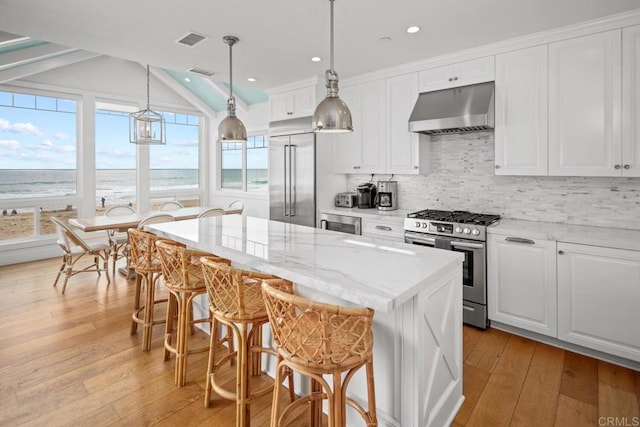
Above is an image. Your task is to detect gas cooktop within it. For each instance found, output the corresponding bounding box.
[407,209,500,226]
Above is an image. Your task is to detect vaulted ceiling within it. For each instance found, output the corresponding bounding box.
[1,0,639,112]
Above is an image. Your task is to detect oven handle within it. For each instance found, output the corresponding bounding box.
[451,241,484,250]
[404,232,484,249]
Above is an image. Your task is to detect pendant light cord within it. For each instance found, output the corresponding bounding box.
[229,42,234,101]
[330,0,334,74]
[146,64,151,109]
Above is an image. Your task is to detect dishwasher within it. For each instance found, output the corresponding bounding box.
[319,212,361,235]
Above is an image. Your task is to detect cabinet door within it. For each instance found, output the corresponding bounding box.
[269,93,290,122]
[332,85,359,173]
[419,57,495,92]
[386,73,429,174]
[488,235,557,337]
[495,46,548,175]
[557,242,640,362]
[357,80,386,174]
[291,87,315,118]
[623,25,640,177]
[548,30,622,176]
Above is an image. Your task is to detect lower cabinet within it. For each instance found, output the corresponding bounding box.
[557,242,640,362]
[487,234,557,337]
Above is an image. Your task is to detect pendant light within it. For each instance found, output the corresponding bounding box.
[218,36,247,143]
[130,64,166,145]
[313,0,353,133]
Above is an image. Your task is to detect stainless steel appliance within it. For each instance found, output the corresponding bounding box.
[269,118,316,227]
[409,81,495,135]
[320,212,361,235]
[404,209,500,329]
[356,183,377,209]
[375,181,397,211]
[335,192,357,208]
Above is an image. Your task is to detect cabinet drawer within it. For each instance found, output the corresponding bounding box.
[362,218,405,241]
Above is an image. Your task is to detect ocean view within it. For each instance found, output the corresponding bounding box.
[0,169,268,203]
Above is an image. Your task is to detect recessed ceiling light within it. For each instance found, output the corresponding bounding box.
[407,26,421,34]
[311,56,321,62]
[184,77,191,82]
[247,77,256,82]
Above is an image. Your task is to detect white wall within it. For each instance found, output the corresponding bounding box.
[347,132,640,230]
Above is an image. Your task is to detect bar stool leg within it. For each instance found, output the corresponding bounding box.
[130,273,142,335]
[236,321,249,427]
[204,317,218,407]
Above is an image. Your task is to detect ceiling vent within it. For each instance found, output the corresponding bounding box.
[187,67,215,77]
[176,32,207,47]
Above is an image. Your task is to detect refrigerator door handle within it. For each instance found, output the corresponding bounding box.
[290,145,296,216]
[283,144,289,217]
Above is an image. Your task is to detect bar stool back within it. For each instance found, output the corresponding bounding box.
[200,257,295,427]
[155,239,217,386]
[261,281,378,427]
[128,228,173,351]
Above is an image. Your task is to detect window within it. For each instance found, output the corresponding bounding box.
[0,89,78,240]
[220,134,268,192]
[150,111,201,208]
[95,106,136,214]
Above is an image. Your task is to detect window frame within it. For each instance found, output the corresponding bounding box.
[217,130,269,196]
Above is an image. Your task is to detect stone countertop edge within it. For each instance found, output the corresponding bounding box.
[321,207,411,221]
[488,218,640,252]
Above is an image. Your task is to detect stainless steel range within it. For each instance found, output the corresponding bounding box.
[404,209,500,329]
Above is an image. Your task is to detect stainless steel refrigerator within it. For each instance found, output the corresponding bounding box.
[269,127,316,227]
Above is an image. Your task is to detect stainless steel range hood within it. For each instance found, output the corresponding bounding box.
[409,81,495,135]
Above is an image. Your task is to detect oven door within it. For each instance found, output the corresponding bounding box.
[404,231,486,304]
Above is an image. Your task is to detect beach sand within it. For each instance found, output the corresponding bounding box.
[0,199,199,241]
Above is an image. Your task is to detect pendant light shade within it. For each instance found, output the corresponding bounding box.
[313,0,353,133]
[130,65,166,145]
[218,36,247,143]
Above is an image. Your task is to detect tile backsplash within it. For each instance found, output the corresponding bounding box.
[347,132,640,230]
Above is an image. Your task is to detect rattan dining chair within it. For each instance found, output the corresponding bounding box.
[261,281,378,427]
[197,207,226,219]
[51,217,111,294]
[128,228,175,352]
[155,239,217,386]
[200,257,295,427]
[104,204,135,277]
[159,201,184,211]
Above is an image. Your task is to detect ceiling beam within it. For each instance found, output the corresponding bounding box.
[146,64,219,119]
[0,43,79,70]
[0,50,100,84]
[203,79,248,112]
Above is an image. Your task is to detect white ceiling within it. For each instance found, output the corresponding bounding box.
[1,0,639,91]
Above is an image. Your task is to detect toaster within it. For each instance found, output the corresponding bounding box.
[335,192,357,208]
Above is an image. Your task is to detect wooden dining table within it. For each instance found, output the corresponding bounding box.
[68,206,241,232]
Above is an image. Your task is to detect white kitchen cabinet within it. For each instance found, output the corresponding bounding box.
[494,45,548,175]
[361,216,405,243]
[623,25,640,177]
[557,242,640,362]
[386,73,430,174]
[488,234,557,337]
[548,30,622,176]
[419,56,494,92]
[269,86,316,122]
[332,81,386,174]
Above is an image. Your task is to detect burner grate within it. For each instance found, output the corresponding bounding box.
[408,209,500,226]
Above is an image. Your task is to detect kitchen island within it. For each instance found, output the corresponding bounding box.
[147,215,464,427]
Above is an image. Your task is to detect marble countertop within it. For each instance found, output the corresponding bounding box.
[489,219,640,252]
[321,207,411,222]
[146,215,463,313]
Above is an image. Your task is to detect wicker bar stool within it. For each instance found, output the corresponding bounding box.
[261,281,378,427]
[128,228,174,352]
[155,239,219,387]
[200,257,295,427]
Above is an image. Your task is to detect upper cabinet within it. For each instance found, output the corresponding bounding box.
[419,56,495,92]
[623,24,640,177]
[495,45,548,175]
[386,73,430,175]
[548,30,622,176]
[269,86,316,122]
[332,81,386,174]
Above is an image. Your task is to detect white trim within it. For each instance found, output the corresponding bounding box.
[204,78,249,112]
[0,50,100,84]
[0,43,77,68]
[265,76,320,95]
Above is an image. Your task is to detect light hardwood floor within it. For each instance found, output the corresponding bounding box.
[1,257,638,426]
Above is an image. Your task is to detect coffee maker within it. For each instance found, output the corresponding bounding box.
[375,181,398,211]
[356,183,377,208]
